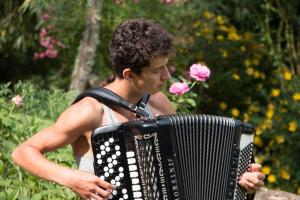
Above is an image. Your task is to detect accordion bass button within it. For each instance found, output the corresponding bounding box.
[131,178,139,184]
[126,151,135,157]
[127,158,136,164]
[130,172,138,178]
[133,192,142,198]
[128,165,137,171]
[132,185,141,191]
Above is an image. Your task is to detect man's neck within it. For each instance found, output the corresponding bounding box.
[104,78,143,104]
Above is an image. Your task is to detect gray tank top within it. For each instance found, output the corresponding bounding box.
[75,104,153,174]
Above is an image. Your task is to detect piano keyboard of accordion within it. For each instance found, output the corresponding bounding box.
[91,114,255,200]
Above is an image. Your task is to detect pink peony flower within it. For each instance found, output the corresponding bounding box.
[11,95,24,107]
[189,63,211,82]
[169,82,190,95]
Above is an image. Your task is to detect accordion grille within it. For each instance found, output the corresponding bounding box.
[169,114,236,200]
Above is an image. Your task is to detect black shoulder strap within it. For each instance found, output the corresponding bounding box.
[72,87,150,118]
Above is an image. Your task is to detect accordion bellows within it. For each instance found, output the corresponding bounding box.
[92,114,254,200]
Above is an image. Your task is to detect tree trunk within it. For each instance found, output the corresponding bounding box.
[69,0,102,92]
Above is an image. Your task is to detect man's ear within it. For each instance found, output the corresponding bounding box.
[123,68,136,80]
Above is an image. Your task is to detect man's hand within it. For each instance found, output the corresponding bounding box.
[62,169,115,200]
[239,163,265,193]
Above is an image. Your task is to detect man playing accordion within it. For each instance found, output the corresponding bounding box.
[12,18,265,200]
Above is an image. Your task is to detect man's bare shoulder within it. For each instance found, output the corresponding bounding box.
[148,92,176,115]
[55,97,103,131]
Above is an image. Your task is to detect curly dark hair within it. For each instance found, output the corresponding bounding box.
[109,18,173,78]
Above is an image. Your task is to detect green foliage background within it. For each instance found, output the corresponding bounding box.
[1,0,300,198]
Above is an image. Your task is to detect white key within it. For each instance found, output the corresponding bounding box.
[104,167,109,172]
[129,165,137,171]
[131,178,139,184]
[112,154,117,159]
[112,190,118,195]
[118,167,124,172]
[109,168,114,174]
[97,159,102,165]
[119,173,124,178]
[107,157,112,163]
[130,172,138,178]
[100,175,105,180]
[108,194,113,199]
[104,172,109,177]
[115,176,120,181]
[106,147,111,152]
[127,158,136,164]
[122,189,127,194]
[113,160,118,165]
[101,150,106,155]
[100,145,105,150]
[116,151,121,156]
[96,153,101,159]
[116,181,121,187]
[133,192,142,198]
[104,141,109,147]
[111,179,116,185]
[132,185,141,191]
[123,194,128,199]
[109,138,114,143]
[115,145,120,151]
[126,151,135,157]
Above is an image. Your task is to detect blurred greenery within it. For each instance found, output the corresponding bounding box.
[1,0,300,198]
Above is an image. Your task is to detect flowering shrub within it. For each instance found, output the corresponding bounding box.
[167,63,211,113]
[0,82,79,199]
[34,13,65,60]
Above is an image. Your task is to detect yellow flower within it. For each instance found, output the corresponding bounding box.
[243,31,254,41]
[267,174,277,183]
[218,25,230,32]
[271,89,280,97]
[192,21,201,28]
[252,59,260,66]
[266,109,274,119]
[220,49,228,58]
[243,113,250,122]
[292,92,300,101]
[275,135,285,144]
[254,136,263,147]
[283,71,292,80]
[288,121,297,132]
[262,166,271,175]
[216,15,225,25]
[227,31,240,41]
[219,102,227,111]
[231,73,240,80]
[240,46,246,52]
[246,68,254,76]
[254,70,260,79]
[280,169,290,180]
[203,11,213,19]
[216,35,224,41]
[231,108,240,117]
[256,128,262,136]
[243,59,251,67]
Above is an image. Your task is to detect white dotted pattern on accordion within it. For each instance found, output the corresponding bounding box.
[93,136,143,200]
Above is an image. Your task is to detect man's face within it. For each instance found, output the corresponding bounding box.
[132,56,171,94]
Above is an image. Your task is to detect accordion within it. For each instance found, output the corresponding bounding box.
[91,114,255,200]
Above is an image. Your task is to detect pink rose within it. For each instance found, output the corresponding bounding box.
[44,49,58,58]
[11,95,24,107]
[189,63,211,82]
[169,82,190,95]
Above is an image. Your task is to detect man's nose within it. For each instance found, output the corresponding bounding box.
[162,66,171,81]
